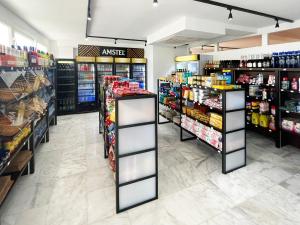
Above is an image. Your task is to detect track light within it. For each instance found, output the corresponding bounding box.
[201,45,204,50]
[275,18,279,28]
[228,8,233,21]
[153,0,158,7]
[114,39,117,44]
[87,9,92,21]
[145,42,147,46]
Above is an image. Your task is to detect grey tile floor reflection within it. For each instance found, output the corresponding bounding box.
[0,113,300,225]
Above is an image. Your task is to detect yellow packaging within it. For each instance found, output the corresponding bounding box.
[259,114,269,128]
[252,112,260,125]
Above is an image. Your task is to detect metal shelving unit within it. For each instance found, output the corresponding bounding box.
[157,79,181,126]
[180,84,247,174]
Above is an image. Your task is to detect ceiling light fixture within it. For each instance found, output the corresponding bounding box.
[228,8,233,21]
[145,41,147,46]
[194,0,293,24]
[87,9,92,21]
[275,18,279,28]
[114,39,117,44]
[153,0,158,7]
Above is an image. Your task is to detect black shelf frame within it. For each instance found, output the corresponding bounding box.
[278,70,300,148]
[157,79,181,126]
[102,89,158,213]
[115,94,158,213]
[229,68,281,147]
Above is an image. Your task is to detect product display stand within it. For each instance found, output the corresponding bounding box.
[115,94,158,212]
[181,84,246,174]
[205,67,300,149]
[157,79,181,127]
[103,89,158,213]
[0,66,52,206]
[279,69,300,148]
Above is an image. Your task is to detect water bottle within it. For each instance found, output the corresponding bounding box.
[296,51,300,68]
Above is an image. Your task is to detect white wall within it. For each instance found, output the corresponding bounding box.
[0,3,50,49]
[205,41,300,60]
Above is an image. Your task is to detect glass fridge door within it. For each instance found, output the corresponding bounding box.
[132,64,146,89]
[97,63,113,85]
[57,61,76,113]
[115,64,130,78]
[77,63,96,103]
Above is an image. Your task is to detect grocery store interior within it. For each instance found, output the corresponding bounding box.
[0,0,300,225]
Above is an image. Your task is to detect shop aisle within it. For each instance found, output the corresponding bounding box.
[1,113,300,225]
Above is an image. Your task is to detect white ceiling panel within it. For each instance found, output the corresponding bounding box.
[0,0,299,41]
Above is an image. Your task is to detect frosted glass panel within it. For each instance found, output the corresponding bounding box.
[119,151,156,184]
[226,91,245,111]
[226,150,245,172]
[226,130,245,152]
[118,97,155,126]
[119,124,156,155]
[226,110,245,132]
[119,177,156,210]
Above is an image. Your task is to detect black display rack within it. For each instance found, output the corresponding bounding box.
[157,79,181,127]
[278,69,300,148]
[180,84,247,174]
[0,66,51,207]
[205,67,300,149]
[102,89,158,213]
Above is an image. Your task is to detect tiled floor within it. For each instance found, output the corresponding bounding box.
[1,112,300,225]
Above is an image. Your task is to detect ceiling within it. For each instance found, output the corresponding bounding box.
[1,0,300,42]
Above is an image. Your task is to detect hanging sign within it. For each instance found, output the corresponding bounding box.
[99,46,127,57]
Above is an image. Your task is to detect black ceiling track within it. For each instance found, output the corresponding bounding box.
[194,0,294,23]
[85,0,147,43]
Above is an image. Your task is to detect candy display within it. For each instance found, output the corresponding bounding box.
[181,115,222,150]
[282,118,300,134]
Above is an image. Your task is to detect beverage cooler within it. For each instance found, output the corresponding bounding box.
[175,54,212,74]
[131,58,147,89]
[114,58,131,78]
[96,57,114,103]
[56,59,76,115]
[76,57,97,112]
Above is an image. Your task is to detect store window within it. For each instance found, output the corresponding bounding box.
[14,31,34,48]
[268,27,300,45]
[219,35,262,51]
[37,43,48,52]
[0,22,10,46]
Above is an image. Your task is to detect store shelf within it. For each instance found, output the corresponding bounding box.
[183,98,223,113]
[159,112,181,128]
[0,133,32,175]
[159,102,180,113]
[281,89,300,94]
[182,113,223,132]
[181,126,221,153]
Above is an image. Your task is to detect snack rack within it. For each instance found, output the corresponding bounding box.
[157,79,181,127]
[0,66,53,206]
[102,86,158,213]
[180,84,247,174]
[279,69,300,148]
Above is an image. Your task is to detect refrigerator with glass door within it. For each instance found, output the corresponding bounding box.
[114,58,131,78]
[131,58,147,89]
[76,57,97,112]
